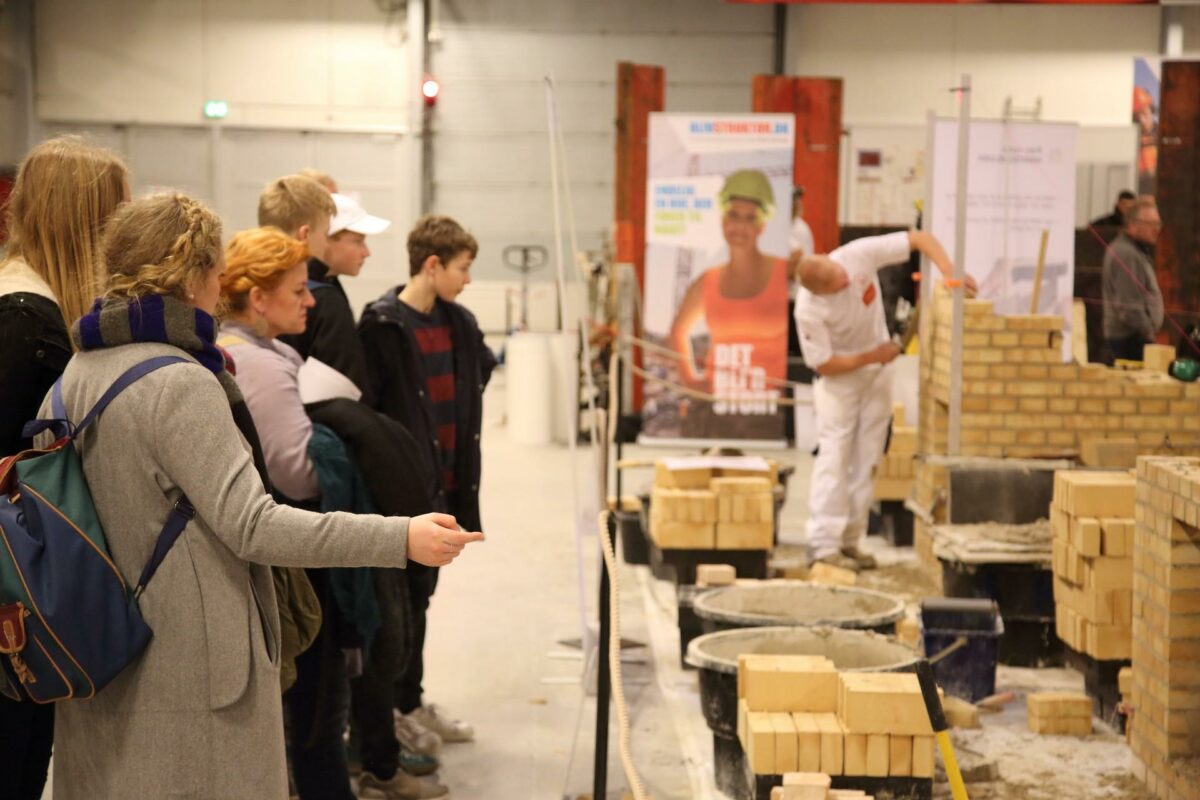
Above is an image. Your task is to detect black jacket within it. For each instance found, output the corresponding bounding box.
[305,397,436,519]
[358,287,497,532]
[0,292,71,455]
[279,258,373,404]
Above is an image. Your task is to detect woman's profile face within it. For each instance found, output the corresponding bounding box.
[258,261,315,339]
[191,253,226,317]
[721,198,765,252]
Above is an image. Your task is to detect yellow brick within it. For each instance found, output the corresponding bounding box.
[912,736,935,778]
[865,734,889,777]
[742,655,839,713]
[817,713,845,776]
[843,732,868,776]
[992,331,1020,347]
[746,712,776,774]
[889,735,913,777]
[792,713,823,773]
[771,712,798,774]
[838,673,933,735]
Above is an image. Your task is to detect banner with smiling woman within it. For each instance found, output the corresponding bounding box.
[640,114,794,443]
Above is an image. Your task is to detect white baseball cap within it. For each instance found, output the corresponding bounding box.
[329,193,391,236]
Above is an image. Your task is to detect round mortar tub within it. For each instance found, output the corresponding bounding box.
[685,625,921,798]
[692,581,906,637]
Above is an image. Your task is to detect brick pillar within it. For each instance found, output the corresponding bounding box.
[1130,456,1200,799]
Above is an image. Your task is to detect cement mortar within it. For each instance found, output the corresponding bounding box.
[686,625,920,674]
[692,581,905,630]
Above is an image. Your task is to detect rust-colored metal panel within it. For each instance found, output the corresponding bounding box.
[615,61,664,409]
[752,75,843,254]
[1155,60,1200,334]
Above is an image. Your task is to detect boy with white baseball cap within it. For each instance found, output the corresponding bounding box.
[278,191,391,396]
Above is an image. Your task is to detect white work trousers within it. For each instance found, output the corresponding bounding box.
[805,363,894,560]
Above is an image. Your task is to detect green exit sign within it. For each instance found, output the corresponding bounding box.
[203,100,228,119]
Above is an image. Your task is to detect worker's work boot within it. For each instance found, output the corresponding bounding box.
[813,552,862,573]
[840,546,878,571]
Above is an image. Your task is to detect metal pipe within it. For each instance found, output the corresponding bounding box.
[948,75,971,456]
[772,3,788,76]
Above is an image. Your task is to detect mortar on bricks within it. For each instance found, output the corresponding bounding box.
[692,581,906,636]
[686,625,920,799]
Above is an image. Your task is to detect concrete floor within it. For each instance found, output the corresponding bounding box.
[422,371,814,799]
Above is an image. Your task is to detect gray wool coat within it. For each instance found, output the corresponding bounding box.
[38,342,410,799]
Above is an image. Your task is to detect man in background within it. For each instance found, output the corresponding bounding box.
[1102,198,1164,363]
[1090,190,1136,229]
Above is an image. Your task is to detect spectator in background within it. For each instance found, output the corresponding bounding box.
[0,134,128,800]
[1090,190,1136,229]
[300,167,339,194]
[1102,198,1164,363]
[788,186,815,275]
[359,215,497,756]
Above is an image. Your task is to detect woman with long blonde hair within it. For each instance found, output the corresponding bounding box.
[0,134,127,800]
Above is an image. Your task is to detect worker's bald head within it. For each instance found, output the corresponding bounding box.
[798,255,850,295]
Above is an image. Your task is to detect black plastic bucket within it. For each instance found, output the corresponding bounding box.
[922,599,1004,702]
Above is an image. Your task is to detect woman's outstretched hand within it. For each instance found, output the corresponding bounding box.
[406,513,485,567]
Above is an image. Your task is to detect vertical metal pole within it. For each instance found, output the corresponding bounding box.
[593,357,622,800]
[948,75,971,456]
[772,3,788,76]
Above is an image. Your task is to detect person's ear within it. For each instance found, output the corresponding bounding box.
[248,285,268,315]
[296,224,311,243]
[422,255,440,276]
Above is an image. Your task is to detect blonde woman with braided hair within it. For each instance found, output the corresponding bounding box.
[39,193,483,798]
[0,135,127,800]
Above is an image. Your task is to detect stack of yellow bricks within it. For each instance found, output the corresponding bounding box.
[916,291,1200,461]
[1129,457,1200,800]
[736,655,935,781]
[1026,692,1093,736]
[874,405,916,502]
[768,773,876,800]
[1051,470,1136,660]
[650,461,775,550]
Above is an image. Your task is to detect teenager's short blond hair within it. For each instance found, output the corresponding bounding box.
[257,175,335,235]
[103,193,223,302]
[407,215,478,277]
[220,227,309,313]
[298,168,337,194]
[2,135,128,325]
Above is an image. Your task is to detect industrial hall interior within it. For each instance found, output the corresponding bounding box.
[3,0,1200,799]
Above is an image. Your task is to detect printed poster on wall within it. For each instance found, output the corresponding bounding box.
[641,114,794,442]
[928,119,1077,360]
[1133,57,1161,197]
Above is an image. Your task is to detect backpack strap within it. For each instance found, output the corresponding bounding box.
[72,355,192,439]
[23,355,198,598]
[133,496,195,597]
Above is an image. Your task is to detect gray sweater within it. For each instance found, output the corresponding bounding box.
[39,341,408,798]
[1102,232,1163,342]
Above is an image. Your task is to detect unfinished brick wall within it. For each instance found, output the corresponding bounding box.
[1130,457,1200,800]
[917,293,1200,460]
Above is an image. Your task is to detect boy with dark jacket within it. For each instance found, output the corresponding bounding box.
[359,215,497,747]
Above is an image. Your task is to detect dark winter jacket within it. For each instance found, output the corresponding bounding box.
[358,287,497,532]
[0,268,72,456]
[279,257,373,403]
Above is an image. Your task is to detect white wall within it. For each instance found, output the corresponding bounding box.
[35,0,412,130]
[788,4,1177,225]
[787,5,1161,127]
[430,0,774,282]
